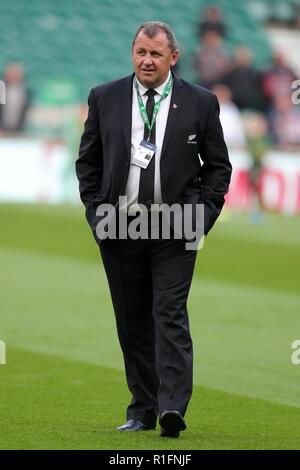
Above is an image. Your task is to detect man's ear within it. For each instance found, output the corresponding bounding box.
[171,50,179,67]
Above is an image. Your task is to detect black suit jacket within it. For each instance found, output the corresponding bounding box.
[76,73,232,242]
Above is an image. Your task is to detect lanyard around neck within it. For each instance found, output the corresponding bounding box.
[134,75,173,140]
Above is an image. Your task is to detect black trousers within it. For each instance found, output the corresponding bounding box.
[99,219,197,427]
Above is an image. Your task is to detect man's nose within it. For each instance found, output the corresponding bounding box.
[143,54,153,65]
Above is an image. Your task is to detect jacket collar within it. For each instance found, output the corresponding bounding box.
[120,71,184,161]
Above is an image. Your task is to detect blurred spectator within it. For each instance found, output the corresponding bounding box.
[243,112,269,220]
[194,30,230,89]
[0,63,30,133]
[212,84,246,148]
[197,5,226,38]
[263,52,297,105]
[63,103,88,201]
[243,112,269,174]
[223,46,264,111]
[268,93,300,150]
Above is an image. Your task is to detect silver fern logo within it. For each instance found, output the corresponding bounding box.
[187,134,197,144]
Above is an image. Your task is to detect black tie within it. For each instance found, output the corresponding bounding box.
[138,88,156,208]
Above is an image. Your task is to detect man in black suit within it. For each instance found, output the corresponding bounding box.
[76,22,231,438]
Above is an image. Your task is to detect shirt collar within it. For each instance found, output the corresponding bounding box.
[135,71,171,97]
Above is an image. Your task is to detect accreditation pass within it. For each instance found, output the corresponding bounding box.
[132,139,157,169]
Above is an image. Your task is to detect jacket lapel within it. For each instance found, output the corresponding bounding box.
[119,73,183,161]
[120,74,134,160]
[160,74,184,161]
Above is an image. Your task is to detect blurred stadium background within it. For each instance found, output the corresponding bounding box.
[0,0,300,450]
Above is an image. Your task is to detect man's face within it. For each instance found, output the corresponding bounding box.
[132,31,179,88]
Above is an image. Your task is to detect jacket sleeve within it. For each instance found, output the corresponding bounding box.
[75,88,103,209]
[198,94,232,233]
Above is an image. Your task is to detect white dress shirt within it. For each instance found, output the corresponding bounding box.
[122,71,172,213]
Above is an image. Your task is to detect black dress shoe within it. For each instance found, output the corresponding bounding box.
[159,410,186,438]
[116,419,155,432]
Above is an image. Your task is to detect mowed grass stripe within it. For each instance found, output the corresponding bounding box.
[0,203,300,293]
[1,247,299,409]
[1,347,300,450]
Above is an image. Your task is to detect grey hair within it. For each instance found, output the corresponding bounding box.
[132,21,178,52]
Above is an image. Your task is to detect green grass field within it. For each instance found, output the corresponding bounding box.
[0,203,300,450]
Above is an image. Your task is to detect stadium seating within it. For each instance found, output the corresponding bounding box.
[1,0,290,103]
